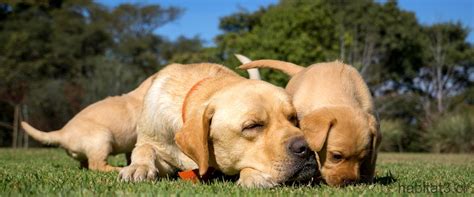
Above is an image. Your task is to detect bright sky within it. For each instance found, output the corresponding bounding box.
[100,0,474,45]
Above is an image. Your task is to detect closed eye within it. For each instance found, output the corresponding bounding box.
[241,122,264,139]
[243,123,264,131]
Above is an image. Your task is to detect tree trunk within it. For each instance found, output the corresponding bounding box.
[338,25,345,61]
[397,135,403,153]
[22,105,29,148]
[12,104,19,148]
[436,66,444,113]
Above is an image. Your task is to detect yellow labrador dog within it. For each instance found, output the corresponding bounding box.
[118,63,317,188]
[239,57,381,187]
[21,74,156,171]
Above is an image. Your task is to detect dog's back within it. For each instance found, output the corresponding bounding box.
[289,61,374,117]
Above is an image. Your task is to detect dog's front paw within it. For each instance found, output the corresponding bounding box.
[237,168,278,188]
[118,164,158,182]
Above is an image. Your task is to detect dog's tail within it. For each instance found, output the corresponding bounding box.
[234,54,261,80]
[238,58,305,77]
[21,121,62,145]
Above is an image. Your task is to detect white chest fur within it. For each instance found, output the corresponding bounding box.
[141,76,198,172]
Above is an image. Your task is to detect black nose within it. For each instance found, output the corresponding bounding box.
[288,137,310,158]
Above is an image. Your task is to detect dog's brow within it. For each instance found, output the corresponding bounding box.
[327,147,346,155]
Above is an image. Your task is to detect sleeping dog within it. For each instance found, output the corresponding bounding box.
[119,63,317,188]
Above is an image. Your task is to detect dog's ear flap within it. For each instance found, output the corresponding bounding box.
[300,108,336,152]
[175,104,214,176]
[368,114,381,164]
[360,114,381,183]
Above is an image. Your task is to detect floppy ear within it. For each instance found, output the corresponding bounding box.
[360,114,381,182]
[175,104,214,176]
[300,108,336,152]
[368,114,381,164]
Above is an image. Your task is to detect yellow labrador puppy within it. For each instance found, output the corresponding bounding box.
[21,74,156,171]
[118,63,317,188]
[239,57,381,187]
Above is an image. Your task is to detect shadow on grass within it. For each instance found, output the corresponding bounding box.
[136,169,397,187]
[286,171,397,188]
[374,170,397,185]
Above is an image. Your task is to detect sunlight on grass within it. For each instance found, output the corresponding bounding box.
[0,149,472,195]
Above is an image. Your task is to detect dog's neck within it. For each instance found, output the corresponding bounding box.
[181,77,211,123]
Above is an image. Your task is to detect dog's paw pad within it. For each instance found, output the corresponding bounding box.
[237,173,278,188]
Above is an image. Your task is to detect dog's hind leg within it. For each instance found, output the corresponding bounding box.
[88,152,122,172]
[86,143,122,172]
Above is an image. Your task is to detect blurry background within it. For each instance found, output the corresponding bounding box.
[0,0,473,153]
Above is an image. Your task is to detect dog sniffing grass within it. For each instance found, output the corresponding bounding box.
[0,149,472,195]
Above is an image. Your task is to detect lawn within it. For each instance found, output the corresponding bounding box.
[0,148,472,196]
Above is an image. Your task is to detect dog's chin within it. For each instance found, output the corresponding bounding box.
[323,177,341,187]
[284,154,318,184]
[323,174,359,187]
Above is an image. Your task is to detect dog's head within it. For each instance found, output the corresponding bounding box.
[301,106,381,187]
[175,80,317,187]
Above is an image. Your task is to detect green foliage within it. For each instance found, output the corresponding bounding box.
[327,0,426,87]
[380,119,405,152]
[26,80,76,130]
[425,110,474,153]
[411,23,474,116]
[213,0,473,152]
[216,0,339,86]
[1,149,473,195]
[0,1,110,82]
[0,1,205,146]
[374,93,428,152]
[77,57,144,104]
[422,22,472,66]
[0,0,473,153]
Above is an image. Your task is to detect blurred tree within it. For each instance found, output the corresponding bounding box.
[215,0,338,86]
[379,119,405,152]
[0,0,111,147]
[414,23,473,119]
[328,0,425,91]
[108,3,182,74]
[0,0,200,147]
[212,0,473,152]
[1,0,472,152]
[425,109,474,153]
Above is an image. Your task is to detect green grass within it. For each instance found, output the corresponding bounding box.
[0,149,473,196]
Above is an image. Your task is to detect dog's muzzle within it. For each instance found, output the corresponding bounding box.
[285,137,318,183]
